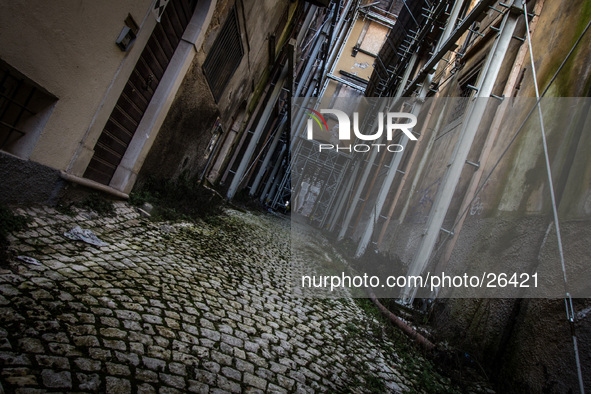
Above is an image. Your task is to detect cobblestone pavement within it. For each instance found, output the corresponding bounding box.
[0,203,456,393]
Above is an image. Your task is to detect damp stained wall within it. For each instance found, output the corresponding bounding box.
[135,0,296,187]
[375,0,591,391]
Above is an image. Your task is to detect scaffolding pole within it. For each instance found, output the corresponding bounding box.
[403,0,523,302]
[227,64,288,199]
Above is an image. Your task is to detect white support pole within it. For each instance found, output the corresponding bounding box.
[329,160,360,231]
[354,0,467,257]
[249,116,286,195]
[260,143,287,203]
[227,65,288,199]
[297,5,319,46]
[354,93,423,257]
[294,7,333,98]
[403,1,522,301]
[319,0,358,98]
[338,49,418,243]
[337,107,387,240]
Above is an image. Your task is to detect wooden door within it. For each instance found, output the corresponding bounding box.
[84,0,197,185]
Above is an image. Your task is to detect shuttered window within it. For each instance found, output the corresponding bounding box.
[203,8,244,102]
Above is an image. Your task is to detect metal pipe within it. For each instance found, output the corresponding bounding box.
[249,116,287,195]
[227,65,288,199]
[260,143,287,203]
[403,0,522,302]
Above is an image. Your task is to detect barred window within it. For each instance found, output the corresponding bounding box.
[203,7,244,102]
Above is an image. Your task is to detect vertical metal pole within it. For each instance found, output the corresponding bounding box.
[260,144,287,203]
[354,0,468,257]
[249,117,287,195]
[227,65,288,199]
[297,5,318,46]
[403,1,522,301]
[329,160,359,231]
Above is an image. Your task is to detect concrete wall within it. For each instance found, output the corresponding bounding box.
[135,0,296,187]
[374,0,591,391]
[0,0,154,169]
[0,1,222,199]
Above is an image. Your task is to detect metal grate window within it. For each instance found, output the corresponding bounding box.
[203,7,244,102]
[0,63,44,150]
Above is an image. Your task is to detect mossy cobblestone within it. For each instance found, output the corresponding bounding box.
[0,202,446,393]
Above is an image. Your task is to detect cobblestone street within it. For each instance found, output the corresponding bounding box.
[0,203,456,393]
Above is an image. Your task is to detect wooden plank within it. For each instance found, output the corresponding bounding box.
[110,108,138,137]
[122,83,148,111]
[98,128,130,155]
[118,93,144,123]
[142,43,166,79]
[84,158,117,184]
[153,23,176,59]
[165,2,185,40]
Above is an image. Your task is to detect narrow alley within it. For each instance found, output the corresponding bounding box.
[1,0,590,392]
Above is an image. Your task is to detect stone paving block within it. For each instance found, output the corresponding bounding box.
[217,375,241,393]
[35,355,69,369]
[136,368,159,383]
[0,204,467,394]
[77,372,101,391]
[40,369,71,389]
[142,356,167,372]
[244,372,267,390]
[137,382,157,394]
[105,376,131,393]
[159,373,186,389]
[187,380,209,393]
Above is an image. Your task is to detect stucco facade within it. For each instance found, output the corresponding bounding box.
[0,0,217,201]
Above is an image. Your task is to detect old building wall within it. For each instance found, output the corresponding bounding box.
[135,0,296,187]
[0,0,154,170]
[375,0,591,391]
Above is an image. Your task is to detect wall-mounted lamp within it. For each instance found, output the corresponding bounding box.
[116,14,139,52]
